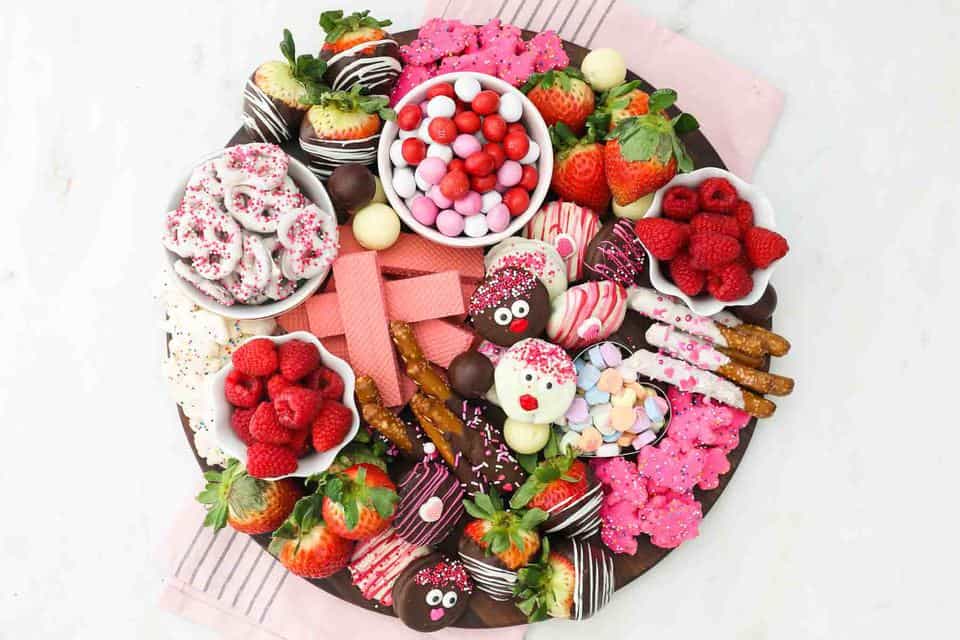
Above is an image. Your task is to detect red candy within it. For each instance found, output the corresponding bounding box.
[439,169,470,200]
[507,122,526,135]
[471,90,500,115]
[426,83,456,99]
[428,117,457,144]
[447,158,466,174]
[503,131,530,161]
[464,151,495,176]
[483,142,506,169]
[481,114,507,142]
[503,187,530,215]
[471,173,497,192]
[397,104,422,131]
[519,165,539,191]
[401,137,426,164]
[453,110,481,134]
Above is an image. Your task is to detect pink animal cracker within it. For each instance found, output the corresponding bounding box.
[390,65,437,106]
[523,201,601,281]
[494,338,577,424]
[527,32,569,72]
[546,281,628,351]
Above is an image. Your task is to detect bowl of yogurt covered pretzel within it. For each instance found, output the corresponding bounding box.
[162,142,338,319]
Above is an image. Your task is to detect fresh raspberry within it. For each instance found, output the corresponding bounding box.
[278,340,321,382]
[660,186,698,221]
[266,373,295,399]
[634,218,690,261]
[690,212,741,239]
[224,369,264,408]
[302,367,345,401]
[249,402,291,445]
[311,401,353,452]
[669,252,706,296]
[247,442,298,479]
[732,199,754,233]
[688,232,741,270]
[231,339,278,377]
[274,387,322,430]
[698,178,738,213]
[230,407,256,445]
[287,427,311,458]
[707,262,754,301]
[744,227,789,269]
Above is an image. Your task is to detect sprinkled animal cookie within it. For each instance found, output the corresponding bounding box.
[468,268,551,347]
[392,554,473,632]
[494,338,577,425]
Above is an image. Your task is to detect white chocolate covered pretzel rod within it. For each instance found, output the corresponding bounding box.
[711,310,791,356]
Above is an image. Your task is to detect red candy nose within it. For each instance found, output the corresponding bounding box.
[519,394,539,411]
[509,318,529,334]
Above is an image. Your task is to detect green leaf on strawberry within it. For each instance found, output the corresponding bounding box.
[312,85,396,119]
[319,9,392,44]
[270,493,323,555]
[278,28,328,104]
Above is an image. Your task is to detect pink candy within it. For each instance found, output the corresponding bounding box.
[453,190,481,215]
[416,157,447,186]
[497,160,522,187]
[436,209,465,237]
[410,195,439,226]
[486,203,511,233]
[452,134,482,159]
[427,185,453,209]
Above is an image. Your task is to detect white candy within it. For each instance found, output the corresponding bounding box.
[392,166,417,199]
[498,92,523,123]
[596,443,622,457]
[480,190,502,213]
[463,213,489,238]
[414,170,431,192]
[398,127,419,139]
[426,143,453,164]
[417,116,433,143]
[426,95,456,118]
[389,139,408,168]
[519,140,540,165]
[454,76,482,102]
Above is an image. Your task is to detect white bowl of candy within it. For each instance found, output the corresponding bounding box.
[377,72,553,248]
[162,143,337,320]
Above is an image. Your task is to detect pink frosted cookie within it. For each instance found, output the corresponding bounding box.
[497,50,537,87]
[485,237,568,300]
[527,31,569,73]
[523,201,601,281]
[637,488,702,549]
[438,52,498,76]
[390,65,437,106]
[636,438,705,495]
[401,19,477,65]
[591,457,647,555]
[546,281,627,351]
[477,19,523,50]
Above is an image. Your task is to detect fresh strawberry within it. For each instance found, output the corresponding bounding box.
[270,494,354,578]
[300,85,394,143]
[669,251,706,296]
[595,80,654,131]
[660,185,699,221]
[224,369,264,408]
[603,89,698,205]
[688,231,741,270]
[690,212,741,239]
[247,442,299,478]
[274,387,322,430]
[744,226,789,269]
[249,402,292,445]
[303,367,345,401]
[549,123,611,211]
[232,338,278,377]
[321,463,398,541]
[278,339,321,381]
[461,490,547,570]
[266,373,294,399]
[311,401,353,452]
[515,538,612,621]
[197,459,302,534]
[732,199,755,234]
[707,261,754,301]
[634,217,690,261]
[319,10,392,55]
[509,454,589,512]
[698,177,738,213]
[230,407,256,445]
[522,68,595,134]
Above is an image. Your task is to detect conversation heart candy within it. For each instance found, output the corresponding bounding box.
[610,405,635,431]
[596,368,623,394]
[577,363,602,390]
[611,388,636,408]
[565,397,589,423]
[584,387,610,406]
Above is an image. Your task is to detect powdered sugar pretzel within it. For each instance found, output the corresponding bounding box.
[185,159,224,201]
[215,143,288,191]
[175,205,243,280]
[277,205,339,280]
[173,259,235,306]
[221,232,271,303]
[260,237,297,301]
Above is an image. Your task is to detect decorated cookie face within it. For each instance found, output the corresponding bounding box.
[494,338,577,424]
[469,268,550,347]
[484,237,568,300]
[392,554,473,632]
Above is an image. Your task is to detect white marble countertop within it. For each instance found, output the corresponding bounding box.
[1,0,957,638]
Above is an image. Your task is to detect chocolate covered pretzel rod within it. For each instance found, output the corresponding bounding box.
[355,375,425,457]
[390,320,453,401]
[645,323,794,396]
[627,287,765,357]
[409,392,473,483]
[623,349,776,418]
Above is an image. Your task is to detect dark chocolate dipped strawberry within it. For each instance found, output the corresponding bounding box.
[242,29,327,144]
[509,452,602,539]
[299,85,395,178]
[319,10,401,96]
[514,537,615,621]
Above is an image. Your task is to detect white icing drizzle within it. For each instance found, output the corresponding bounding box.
[623,349,746,409]
[299,133,379,178]
[627,287,728,345]
[458,552,518,601]
[326,39,401,94]
[543,483,603,539]
[570,539,614,620]
[242,78,292,144]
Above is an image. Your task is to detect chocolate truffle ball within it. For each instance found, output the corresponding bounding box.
[468,268,551,347]
[731,284,777,325]
[327,163,376,217]
[448,350,495,399]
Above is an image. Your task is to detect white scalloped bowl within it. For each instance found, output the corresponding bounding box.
[163,149,335,320]
[377,72,553,248]
[210,332,359,480]
[645,167,778,316]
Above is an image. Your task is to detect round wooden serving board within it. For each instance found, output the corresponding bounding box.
[182,29,764,629]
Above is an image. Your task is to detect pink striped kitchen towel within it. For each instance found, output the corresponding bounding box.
[424,0,784,179]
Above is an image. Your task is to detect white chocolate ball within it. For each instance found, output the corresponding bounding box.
[612,192,655,220]
[503,418,551,454]
[581,48,627,91]
[498,92,523,123]
[352,203,401,250]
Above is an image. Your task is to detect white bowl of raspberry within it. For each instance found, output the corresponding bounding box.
[210,332,360,479]
[643,167,782,316]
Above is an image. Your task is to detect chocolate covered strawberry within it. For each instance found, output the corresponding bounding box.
[270,494,355,578]
[320,9,392,54]
[514,537,615,621]
[522,68,595,134]
[509,454,602,539]
[321,463,398,541]
[318,10,401,96]
[243,29,328,144]
[604,89,698,206]
[549,122,611,212]
[299,85,395,178]
[197,458,302,534]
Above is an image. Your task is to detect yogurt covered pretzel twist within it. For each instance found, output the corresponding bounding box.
[215,142,288,191]
[277,204,339,280]
[221,232,272,303]
[177,206,243,280]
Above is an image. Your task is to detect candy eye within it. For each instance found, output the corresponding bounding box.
[442,591,458,608]
[510,300,530,318]
[425,589,443,606]
[545,381,553,390]
[493,307,513,326]
[525,373,534,382]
